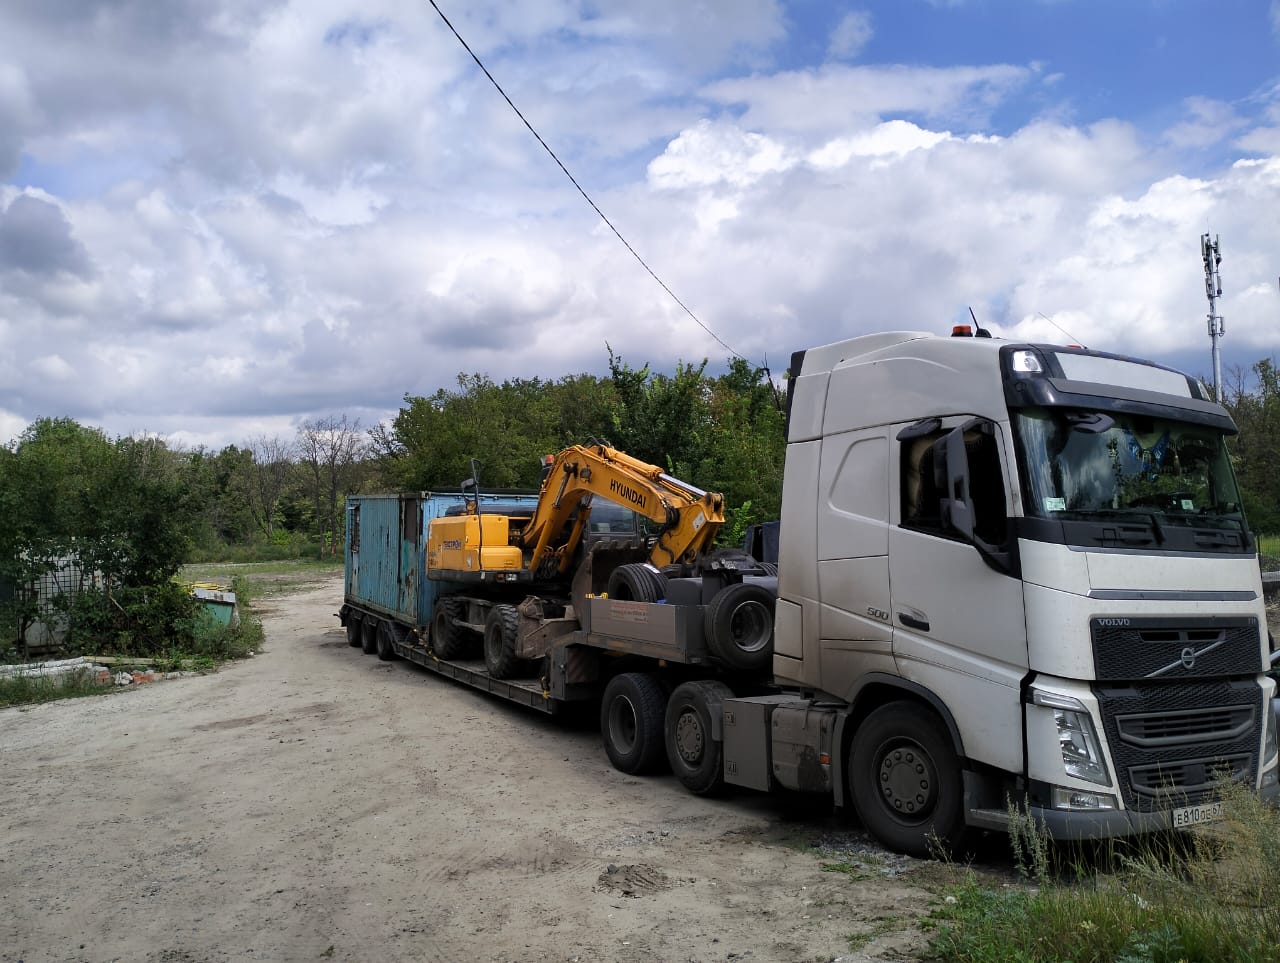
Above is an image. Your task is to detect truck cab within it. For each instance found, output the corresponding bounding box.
[759,329,1278,851]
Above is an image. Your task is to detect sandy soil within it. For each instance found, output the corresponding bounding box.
[0,575,940,963]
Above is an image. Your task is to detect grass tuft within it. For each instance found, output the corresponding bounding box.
[0,668,108,709]
[929,781,1280,962]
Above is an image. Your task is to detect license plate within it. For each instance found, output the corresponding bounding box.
[1171,801,1225,828]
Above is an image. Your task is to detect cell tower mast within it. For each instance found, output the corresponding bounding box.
[1201,232,1224,402]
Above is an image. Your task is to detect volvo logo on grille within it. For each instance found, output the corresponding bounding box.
[1098,618,1131,627]
[1146,638,1228,677]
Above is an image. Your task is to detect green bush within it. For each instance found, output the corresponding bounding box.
[61,581,198,656]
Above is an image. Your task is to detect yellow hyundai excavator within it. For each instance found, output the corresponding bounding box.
[426,443,725,584]
[424,443,729,677]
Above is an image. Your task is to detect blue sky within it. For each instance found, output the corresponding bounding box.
[0,0,1278,447]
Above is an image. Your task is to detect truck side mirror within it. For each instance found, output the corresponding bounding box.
[938,419,1013,575]
[943,428,975,541]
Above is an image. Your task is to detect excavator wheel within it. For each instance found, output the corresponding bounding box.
[703,582,775,672]
[432,597,469,660]
[483,603,523,679]
[607,563,668,602]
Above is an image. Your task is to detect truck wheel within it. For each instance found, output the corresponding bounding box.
[665,680,733,795]
[375,620,397,661]
[703,582,775,672]
[600,672,667,774]
[345,616,362,647]
[432,597,468,660]
[848,701,964,858]
[483,603,522,679]
[361,618,378,655]
[607,563,667,602]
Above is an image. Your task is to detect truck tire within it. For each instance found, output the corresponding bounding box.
[432,597,468,660]
[600,672,667,774]
[345,616,362,647]
[703,582,775,672]
[483,603,522,679]
[848,701,965,858]
[361,618,378,655]
[375,620,397,661]
[607,563,667,602]
[665,680,733,795]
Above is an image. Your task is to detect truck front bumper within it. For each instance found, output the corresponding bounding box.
[1026,778,1280,840]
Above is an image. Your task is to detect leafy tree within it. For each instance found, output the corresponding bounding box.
[0,419,203,654]
[1223,358,1280,534]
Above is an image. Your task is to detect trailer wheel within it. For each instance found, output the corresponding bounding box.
[375,620,397,661]
[600,673,667,774]
[345,616,362,647]
[665,680,733,795]
[848,701,964,858]
[759,562,779,576]
[360,618,378,655]
[607,563,668,602]
[483,603,522,679]
[432,597,468,660]
[703,582,775,672]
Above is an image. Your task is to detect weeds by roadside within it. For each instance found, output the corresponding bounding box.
[0,668,108,709]
[2,574,267,709]
[927,781,1280,962]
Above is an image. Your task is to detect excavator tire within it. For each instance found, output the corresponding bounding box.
[432,597,469,660]
[607,563,668,602]
[703,582,775,672]
[483,603,523,679]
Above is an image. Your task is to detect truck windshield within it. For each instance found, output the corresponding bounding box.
[1013,409,1245,533]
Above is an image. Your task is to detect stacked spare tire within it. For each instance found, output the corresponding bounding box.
[606,557,777,673]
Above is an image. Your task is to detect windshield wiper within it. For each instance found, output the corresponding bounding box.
[1055,508,1166,545]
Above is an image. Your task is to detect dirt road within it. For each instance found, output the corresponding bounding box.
[0,575,937,963]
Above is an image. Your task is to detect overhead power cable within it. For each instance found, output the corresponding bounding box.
[426,0,742,361]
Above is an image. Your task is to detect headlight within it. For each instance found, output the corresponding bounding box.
[1032,688,1112,787]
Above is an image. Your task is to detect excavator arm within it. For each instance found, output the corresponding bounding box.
[518,444,725,579]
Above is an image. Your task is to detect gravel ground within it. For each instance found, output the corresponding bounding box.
[0,574,938,963]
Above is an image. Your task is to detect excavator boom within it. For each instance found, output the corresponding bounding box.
[520,444,725,578]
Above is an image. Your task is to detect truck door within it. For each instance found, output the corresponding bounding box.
[887,416,1027,770]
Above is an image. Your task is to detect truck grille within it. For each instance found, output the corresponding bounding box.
[1091,617,1261,681]
[1096,679,1261,811]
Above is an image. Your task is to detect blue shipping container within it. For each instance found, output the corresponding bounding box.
[344,492,540,628]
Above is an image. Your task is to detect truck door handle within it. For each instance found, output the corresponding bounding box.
[897,612,930,633]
